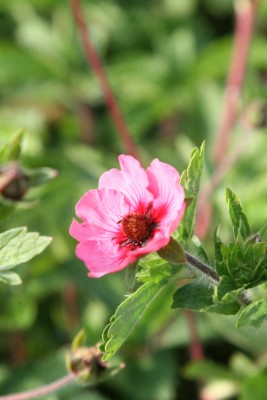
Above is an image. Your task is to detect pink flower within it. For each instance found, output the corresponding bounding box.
[70,155,185,278]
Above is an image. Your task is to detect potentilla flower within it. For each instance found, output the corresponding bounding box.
[70,155,185,278]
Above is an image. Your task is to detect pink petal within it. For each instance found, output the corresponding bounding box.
[76,240,136,278]
[129,229,170,257]
[75,188,130,228]
[99,155,153,212]
[146,159,185,233]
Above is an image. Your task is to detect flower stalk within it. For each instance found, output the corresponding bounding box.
[0,374,75,400]
[184,251,219,283]
[69,0,139,160]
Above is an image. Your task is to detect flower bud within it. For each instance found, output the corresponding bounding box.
[0,163,29,201]
[66,345,109,384]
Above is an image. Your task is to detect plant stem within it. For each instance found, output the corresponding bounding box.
[184,310,204,361]
[184,251,219,283]
[70,0,140,159]
[212,0,259,165]
[0,374,75,400]
[185,251,252,306]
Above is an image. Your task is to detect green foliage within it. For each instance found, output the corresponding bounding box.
[226,188,251,240]
[0,129,24,163]
[137,252,182,284]
[0,271,22,285]
[172,280,240,316]
[236,298,267,329]
[101,279,176,361]
[185,359,238,382]
[0,1,267,398]
[185,353,267,400]
[26,167,58,187]
[241,373,267,400]
[178,142,205,240]
[217,241,267,288]
[0,227,52,285]
[172,282,214,311]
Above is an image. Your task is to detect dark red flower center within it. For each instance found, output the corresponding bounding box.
[120,211,156,248]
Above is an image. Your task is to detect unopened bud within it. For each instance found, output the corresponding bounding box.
[0,163,29,201]
[66,345,109,384]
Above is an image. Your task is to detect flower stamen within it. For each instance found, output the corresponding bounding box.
[119,207,157,249]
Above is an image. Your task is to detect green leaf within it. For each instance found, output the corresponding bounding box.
[138,252,180,284]
[184,360,237,382]
[27,167,58,187]
[71,329,86,351]
[241,373,267,400]
[178,142,205,240]
[172,280,240,315]
[236,298,267,328]
[0,199,15,222]
[101,280,176,361]
[0,227,52,271]
[206,299,240,315]
[214,226,223,264]
[217,275,238,300]
[0,130,24,163]
[226,188,251,240]
[219,241,266,288]
[191,235,210,265]
[172,282,214,311]
[0,271,22,285]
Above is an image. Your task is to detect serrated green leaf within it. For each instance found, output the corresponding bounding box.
[138,252,179,284]
[178,142,205,240]
[0,271,22,285]
[0,227,52,271]
[219,241,266,288]
[0,130,24,164]
[236,298,267,328]
[206,299,240,315]
[101,280,176,361]
[172,281,214,311]
[214,226,223,264]
[226,188,251,240]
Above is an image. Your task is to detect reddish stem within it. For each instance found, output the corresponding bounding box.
[70,0,139,159]
[184,310,205,400]
[0,374,75,400]
[63,284,80,329]
[184,310,205,362]
[212,0,259,165]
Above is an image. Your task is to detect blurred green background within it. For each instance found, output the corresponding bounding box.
[1,0,267,399]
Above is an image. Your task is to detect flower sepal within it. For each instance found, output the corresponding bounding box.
[157,237,186,265]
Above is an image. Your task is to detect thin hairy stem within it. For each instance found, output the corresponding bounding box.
[70,0,139,159]
[185,251,252,306]
[185,251,219,283]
